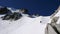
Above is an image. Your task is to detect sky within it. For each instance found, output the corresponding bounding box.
[0,0,60,16]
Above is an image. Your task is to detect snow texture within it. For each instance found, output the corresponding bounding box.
[0,14,50,34]
[0,7,60,34]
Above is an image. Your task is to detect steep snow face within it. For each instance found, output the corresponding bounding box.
[0,14,50,34]
[51,10,60,24]
[54,10,60,17]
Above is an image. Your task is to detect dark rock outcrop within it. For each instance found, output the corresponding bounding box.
[2,12,22,20]
[0,7,12,14]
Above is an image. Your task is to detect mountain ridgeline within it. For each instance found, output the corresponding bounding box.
[0,7,40,20]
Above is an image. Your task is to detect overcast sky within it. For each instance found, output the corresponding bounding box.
[0,0,60,16]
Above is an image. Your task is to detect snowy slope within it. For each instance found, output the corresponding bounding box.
[54,10,60,17]
[50,6,60,24]
[0,14,50,34]
[54,10,60,24]
[0,7,56,34]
